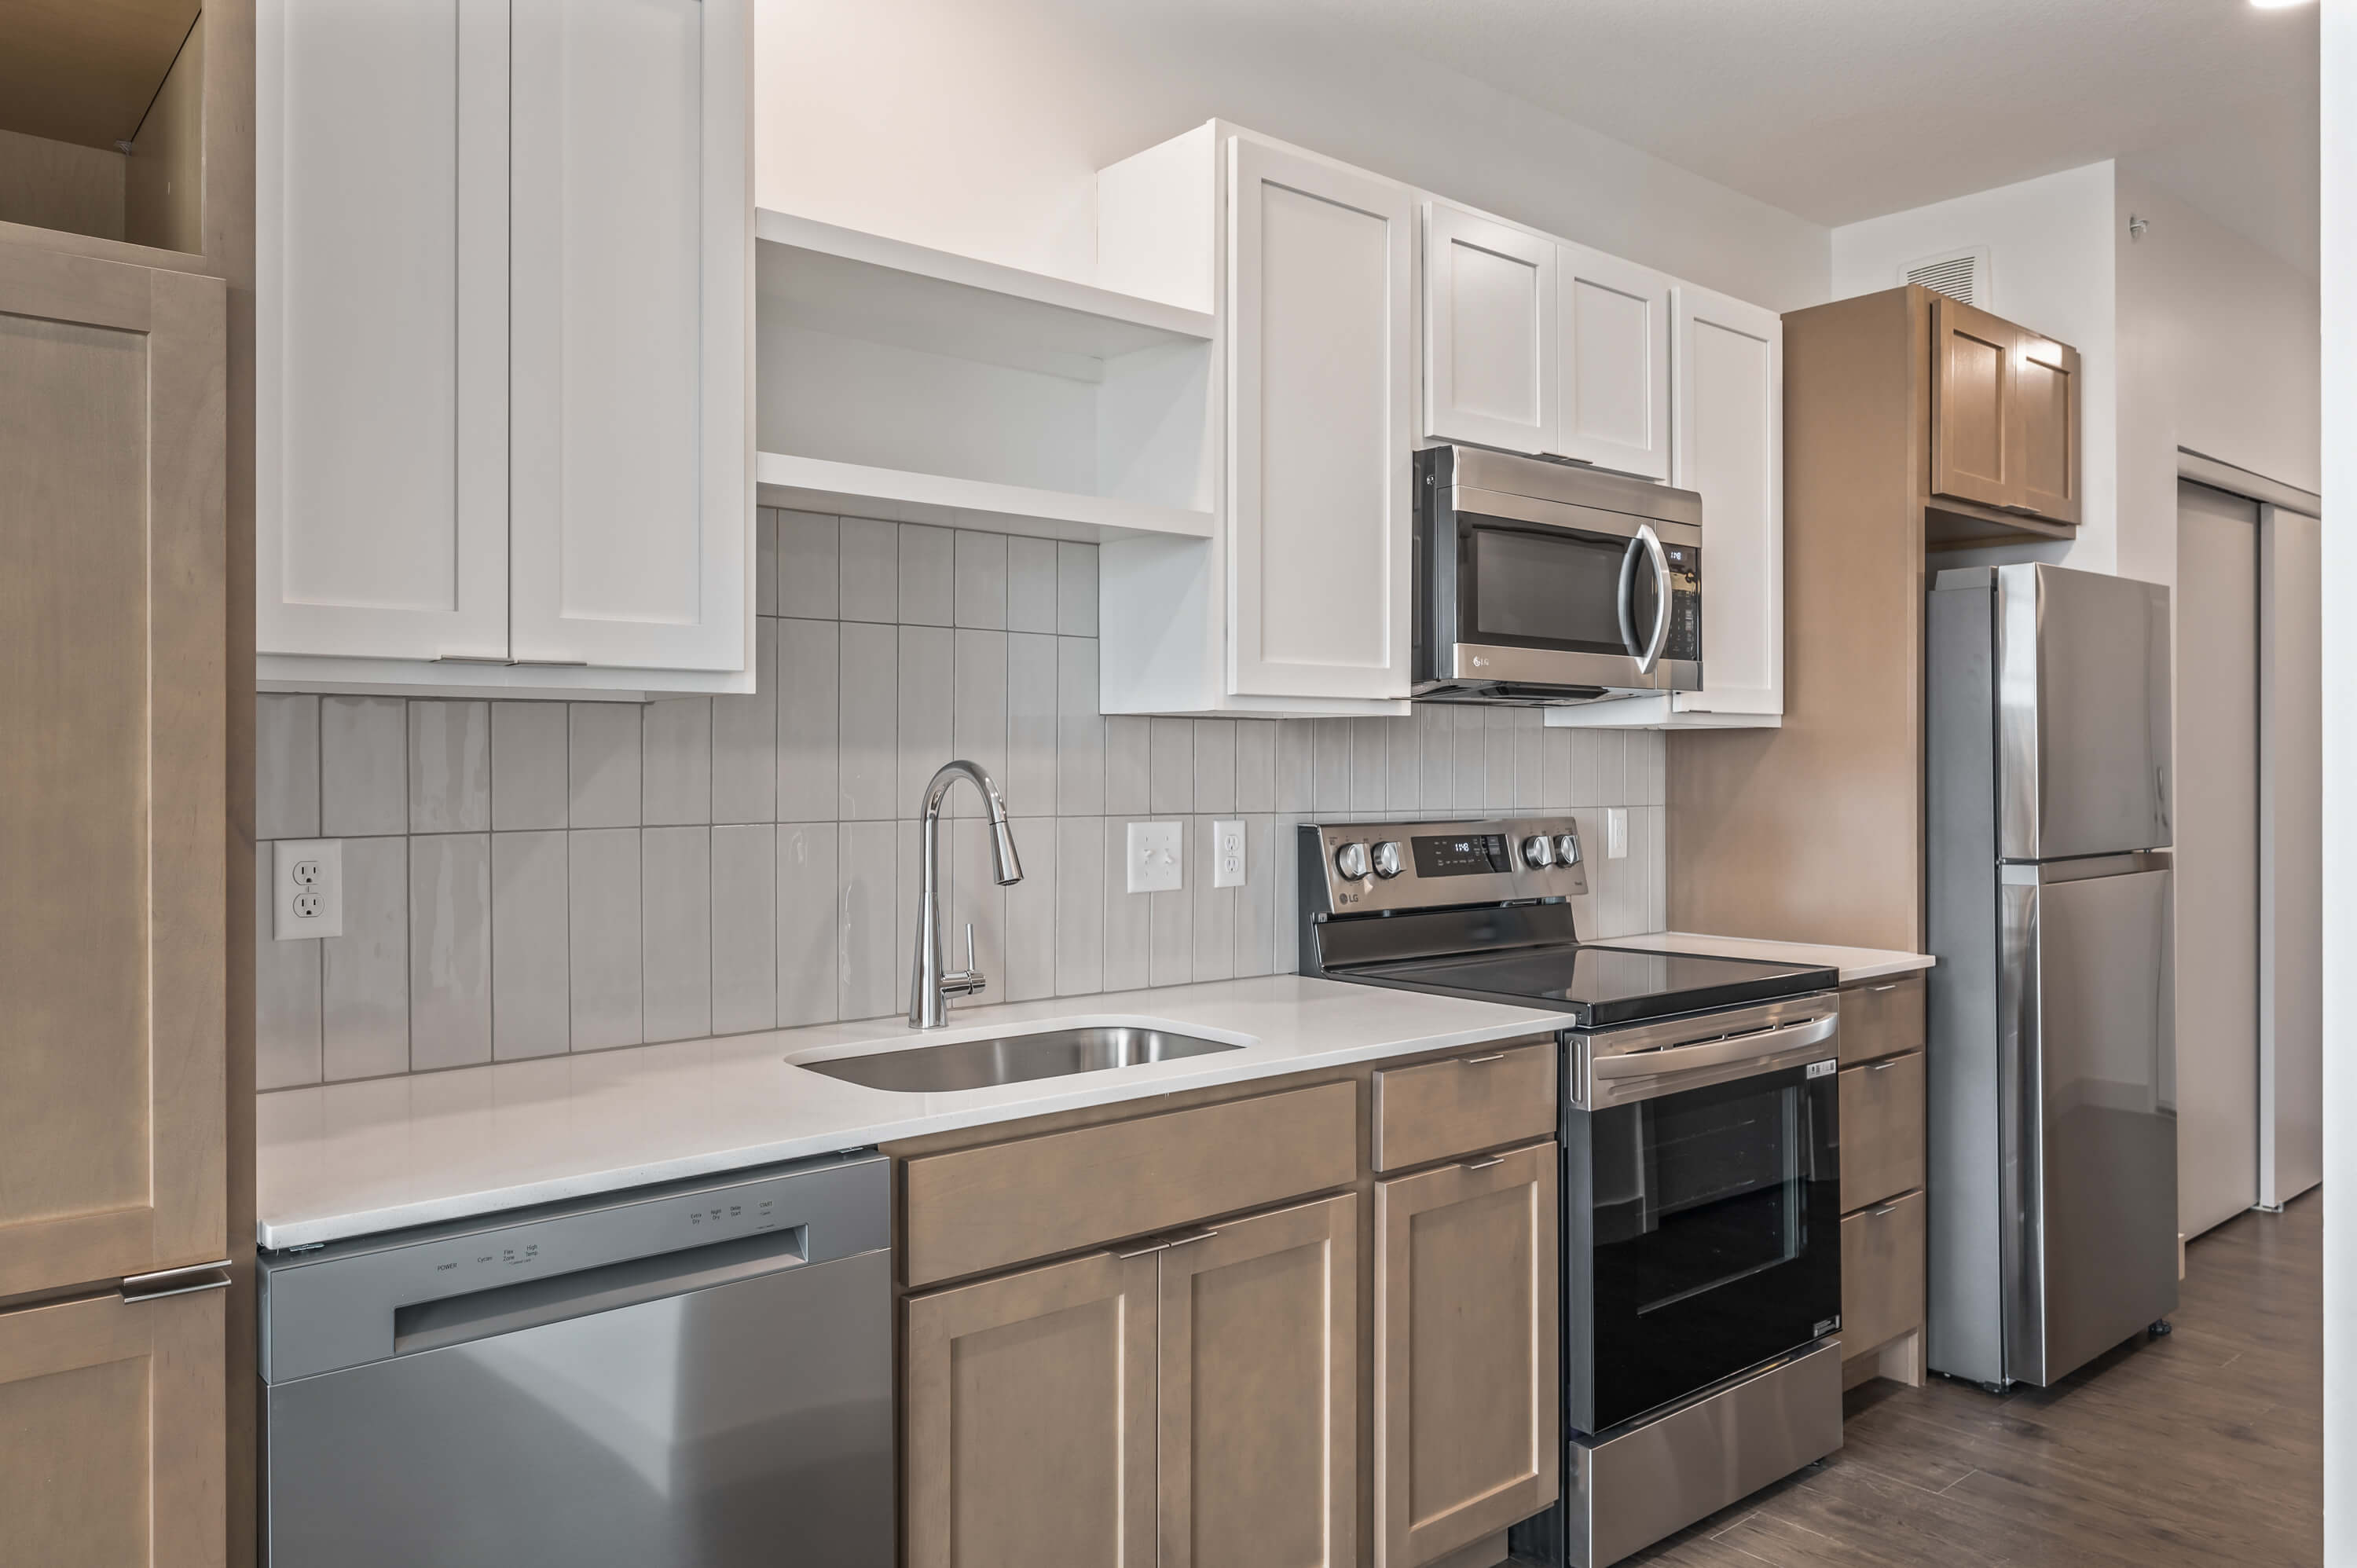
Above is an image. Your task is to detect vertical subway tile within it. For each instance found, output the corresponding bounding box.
[1104,716,1151,816]
[321,695,408,837]
[1149,716,1195,815]
[1484,710,1518,812]
[955,529,1008,629]
[713,617,778,824]
[255,693,320,841]
[777,822,842,1028]
[1635,731,1666,806]
[1312,719,1352,814]
[1541,724,1574,811]
[1101,818,1150,993]
[1235,720,1277,813]
[1006,536,1059,633]
[1193,720,1237,815]
[1273,814,1302,974]
[897,625,955,811]
[711,823,777,1035]
[491,829,570,1061]
[1647,807,1668,932]
[567,703,643,828]
[838,516,899,622]
[1419,705,1455,810]
[1054,817,1104,996]
[898,523,956,627]
[1350,718,1387,813]
[951,629,1009,817]
[777,510,839,620]
[837,621,899,819]
[1515,709,1544,808]
[1002,819,1057,1002]
[756,507,779,617]
[409,833,492,1069]
[949,816,1006,1010]
[1578,730,1627,808]
[1453,706,1486,812]
[837,819,899,1020]
[1056,542,1099,636]
[895,819,927,994]
[566,828,642,1050]
[1006,632,1059,819]
[409,701,490,833]
[1384,715,1420,816]
[1276,720,1316,812]
[643,697,714,826]
[322,833,409,1081]
[642,826,713,1044]
[1189,816,1234,983]
[254,841,321,1090]
[1056,638,1104,815]
[775,617,839,822]
[1234,815,1279,978]
[490,701,569,831]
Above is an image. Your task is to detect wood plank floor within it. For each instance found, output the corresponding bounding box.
[1629,1190,2323,1568]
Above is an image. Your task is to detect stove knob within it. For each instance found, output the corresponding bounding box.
[1554,832,1582,866]
[1520,834,1556,869]
[1370,841,1405,879]
[1333,841,1371,881]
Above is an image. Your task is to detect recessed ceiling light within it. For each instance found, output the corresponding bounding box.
[2250,0,2314,9]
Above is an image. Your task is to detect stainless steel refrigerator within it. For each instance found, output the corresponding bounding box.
[1926,563,2178,1390]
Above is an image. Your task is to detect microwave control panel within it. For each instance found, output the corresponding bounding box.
[1662,544,1702,664]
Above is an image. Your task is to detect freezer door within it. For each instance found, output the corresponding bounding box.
[2000,858,2178,1386]
[1995,564,2172,859]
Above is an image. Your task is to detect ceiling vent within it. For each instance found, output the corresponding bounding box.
[1900,246,1991,308]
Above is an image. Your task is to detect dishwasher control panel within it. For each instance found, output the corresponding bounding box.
[258,1149,888,1384]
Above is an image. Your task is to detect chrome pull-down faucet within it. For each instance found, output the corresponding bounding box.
[908,760,1024,1028]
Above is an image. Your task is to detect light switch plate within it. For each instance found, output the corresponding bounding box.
[1211,820,1246,888]
[1126,821,1184,893]
[272,839,344,940]
[1607,808,1629,860]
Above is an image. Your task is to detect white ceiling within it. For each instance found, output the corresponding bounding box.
[1240,0,2320,274]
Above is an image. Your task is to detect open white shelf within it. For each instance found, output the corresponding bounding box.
[757,452,1214,543]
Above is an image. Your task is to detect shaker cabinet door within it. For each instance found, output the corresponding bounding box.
[2009,331,2082,525]
[255,0,510,662]
[1672,284,1783,716]
[1554,241,1672,479]
[507,0,750,672]
[1423,202,1554,455]
[1226,134,1414,702]
[1929,295,2019,514]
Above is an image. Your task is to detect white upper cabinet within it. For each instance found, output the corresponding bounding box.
[257,0,750,695]
[1226,137,1414,703]
[1422,202,1554,455]
[1554,240,1673,480]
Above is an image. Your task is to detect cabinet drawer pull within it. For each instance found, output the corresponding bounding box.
[121,1260,233,1303]
[1867,981,1901,993]
[1460,1155,1506,1171]
[1870,1203,1901,1218]
[1164,1228,1221,1250]
[1871,1057,1902,1072]
[1459,1053,1508,1065]
[1116,1240,1171,1259]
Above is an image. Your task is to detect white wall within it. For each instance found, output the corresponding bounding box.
[753,0,1831,312]
[2319,5,2352,1562]
[1830,162,2121,573]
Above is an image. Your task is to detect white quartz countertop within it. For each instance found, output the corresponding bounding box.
[1604,931,1934,984]
[255,975,1568,1249]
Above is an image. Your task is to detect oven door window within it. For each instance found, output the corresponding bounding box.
[1463,522,1655,655]
[1572,1062,1839,1434]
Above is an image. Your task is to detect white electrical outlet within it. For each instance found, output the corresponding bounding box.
[1211,820,1246,888]
[273,839,344,940]
[1606,808,1629,860]
[1126,821,1184,893]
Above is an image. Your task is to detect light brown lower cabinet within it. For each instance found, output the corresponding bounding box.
[0,1288,225,1568]
[1375,1142,1560,1568]
[903,1192,1358,1568]
[1840,1189,1926,1357]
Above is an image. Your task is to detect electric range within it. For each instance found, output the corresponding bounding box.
[1297,817,1848,1568]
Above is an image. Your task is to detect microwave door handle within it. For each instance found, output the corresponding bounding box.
[1636,522,1672,674]
[1617,533,1645,655]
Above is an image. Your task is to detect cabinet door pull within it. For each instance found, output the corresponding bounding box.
[1459,1053,1508,1065]
[121,1260,233,1303]
[1870,1203,1901,1218]
[1116,1240,1172,1259]
[1871,1057,1902,1072]
[1867,981,1901,993]
[1460,1154,1506,1171]
[1164,1228,1222,1250]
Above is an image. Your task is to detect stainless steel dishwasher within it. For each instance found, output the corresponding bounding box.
[258,1151,892,1567]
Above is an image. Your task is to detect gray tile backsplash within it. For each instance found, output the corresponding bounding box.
[254,510,1671,1089]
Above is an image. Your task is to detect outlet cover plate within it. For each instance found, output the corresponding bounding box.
[1606,808,1629,860]
[1127,821,1183,893]
[273,839,344,940]
[1211,820,1246,888]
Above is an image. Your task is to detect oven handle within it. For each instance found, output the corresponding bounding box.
[1585,1013,1838,1105]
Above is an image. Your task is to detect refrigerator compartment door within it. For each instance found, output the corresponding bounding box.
[1995,564,2172,860]
[2000,861,2178,1385]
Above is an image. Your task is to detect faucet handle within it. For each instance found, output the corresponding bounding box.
[943,921,988,998]
[961,921,977,973]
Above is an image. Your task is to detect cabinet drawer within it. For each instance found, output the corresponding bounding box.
[1373,1041,1556,1172]
[1838,1051,1924,1213]
[1839,1189,1926,1355]
[1838,973,1924,1064]
[902,1081,1358,1288]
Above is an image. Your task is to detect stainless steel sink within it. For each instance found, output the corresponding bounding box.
[797,1025,1242,1093]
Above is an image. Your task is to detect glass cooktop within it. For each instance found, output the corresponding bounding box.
[1343,944,1837,1029]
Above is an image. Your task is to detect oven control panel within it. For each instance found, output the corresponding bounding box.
[1299,817,1589,916]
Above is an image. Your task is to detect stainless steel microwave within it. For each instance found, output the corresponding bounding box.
[1413,445,1703,704]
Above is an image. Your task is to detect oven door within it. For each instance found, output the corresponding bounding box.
[1563,1008,1842,1434]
